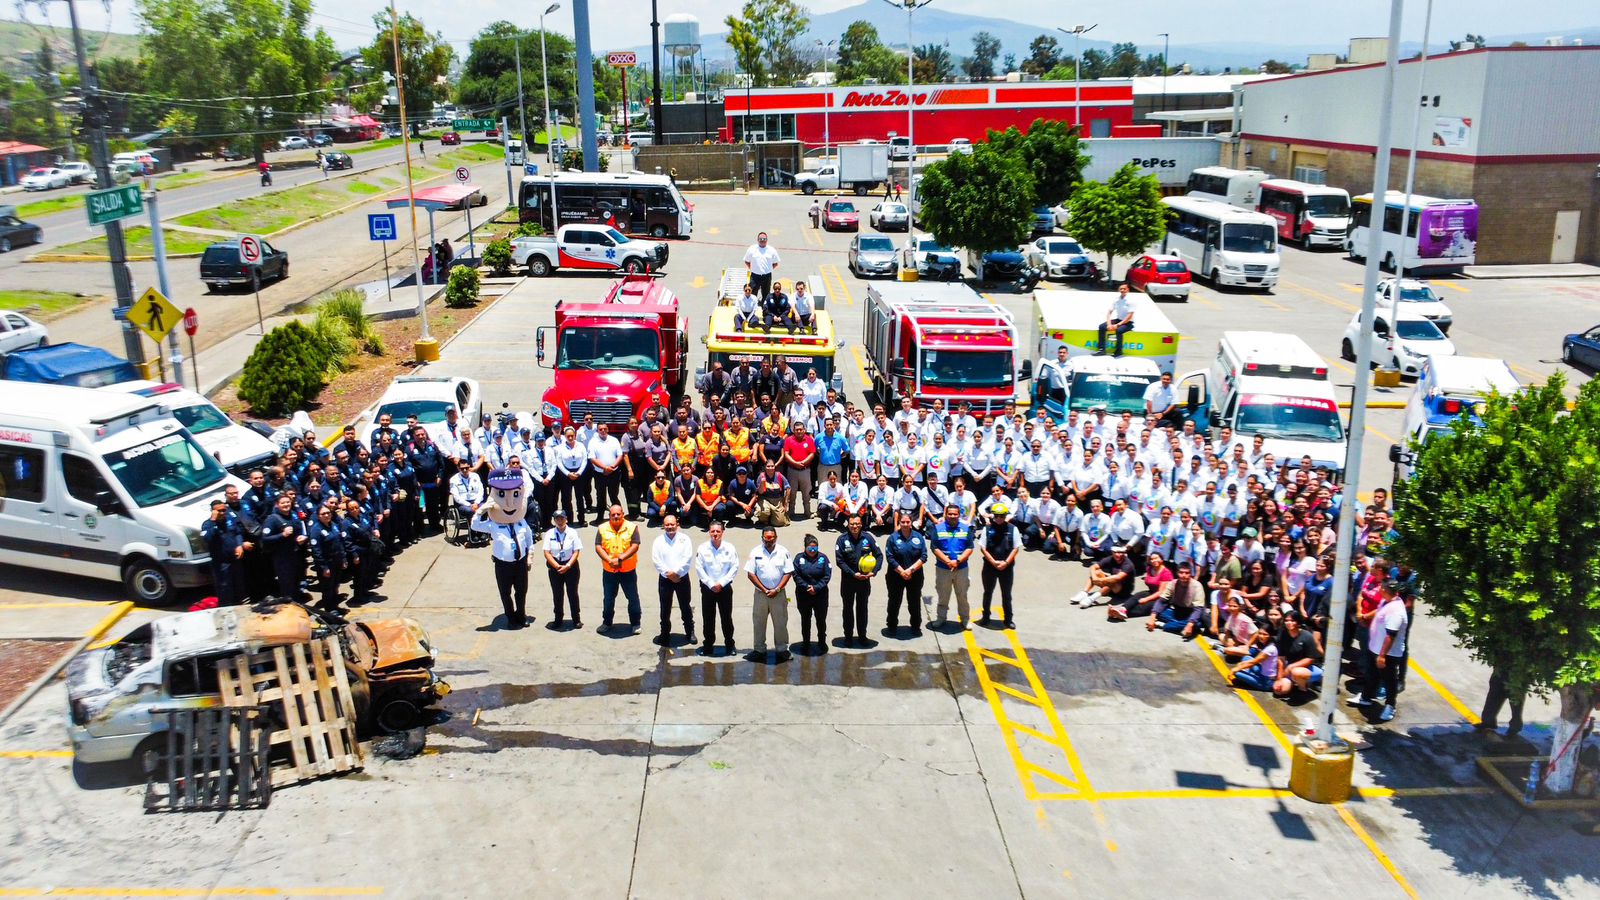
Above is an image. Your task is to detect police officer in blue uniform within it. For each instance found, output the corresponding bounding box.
[834,513,880,647]
[884,511,929,632]
[792,533,833,650]
[261,494,306,600]
[200,500,245,606]
[308,504,349,609]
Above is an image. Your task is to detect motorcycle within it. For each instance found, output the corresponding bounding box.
[919,252,962,282]
[1084,260,1103,283]
[1014,265,1044,292]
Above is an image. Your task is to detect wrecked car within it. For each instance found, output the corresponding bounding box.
[67,602,450,766]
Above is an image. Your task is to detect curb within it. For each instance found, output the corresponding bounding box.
[28,251,203,264]
[0,601,133,729]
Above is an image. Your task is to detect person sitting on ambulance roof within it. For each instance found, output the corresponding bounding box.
[734,284,760,332]
[791,281,816,332]
[762,282,794,334]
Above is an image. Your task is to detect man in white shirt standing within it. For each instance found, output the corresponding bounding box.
[588,427,625,521]
[694,522,740,655]
[1097,284,1136,358]
[743,231,781,300]
[745,526,794,662]
[651,513,695,645]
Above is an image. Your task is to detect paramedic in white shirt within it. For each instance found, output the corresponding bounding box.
[743,231,780,299]
[449,462,485,517]
[733,284,761,331]
[694,522,741,653]
[1097,284,1135,357]
[651,513,696,644]
[791,280,816,331]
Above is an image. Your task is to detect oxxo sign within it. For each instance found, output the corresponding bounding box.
[840,89,930,108]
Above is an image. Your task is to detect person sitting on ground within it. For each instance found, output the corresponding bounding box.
[1217,595,1259,663]
[1272,614,1323,698]
[1228,627,1279,692]
[1071,545,1137,609]
[1147,561,1208,638]
[1107,552,1175,621]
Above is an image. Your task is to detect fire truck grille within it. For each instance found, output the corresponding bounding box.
[570,399,633,424]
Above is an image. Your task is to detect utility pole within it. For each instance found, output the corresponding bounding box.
[815,39,835,160]
[650,0,665,144]
[882,0,932,259]
[515,34,528,143]
[1396,0,1435,274]
[540,4,559,165]
[573,0,598,171]
[65,0,142,367]
[390,0,429,345]
[1058,24,1099,135]
[1159,33,1170,116]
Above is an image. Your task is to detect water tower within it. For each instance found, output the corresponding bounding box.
[663,14,701,101]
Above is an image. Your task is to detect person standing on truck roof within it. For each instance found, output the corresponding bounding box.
[1097,284,1136,358]
[744,232,780,300]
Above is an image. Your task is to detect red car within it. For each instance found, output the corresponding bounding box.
[440,132,461,145]
[1125,253,1191,302]
[822,199,859,232]
[486,129,500,139]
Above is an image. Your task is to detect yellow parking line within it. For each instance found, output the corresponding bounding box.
[689,275,707,289]
[1005,631,1095,790]
[1196,638,1294,755]
[1366,423,1400,445]
[850,344,871,390]
[1337,804,1419,899]
[82,601,134,650]
[992,681,1047,707]
[824,263,854,306]
[1436,281,1469,293]
[1189,291,1221,310]
[0,602,109,611]
[1407,661,1482,725]
[0,750,73,758]
[1339,283,1361,294]
[1283,277,1359,313]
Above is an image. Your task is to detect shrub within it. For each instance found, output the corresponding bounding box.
[445,264,480,307]
[482,238,513,276]
[318,288,384,354]
[513,221,545,238]
[306,312,354,375]
[237,320,326,416]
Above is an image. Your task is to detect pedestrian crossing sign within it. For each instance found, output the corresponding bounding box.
[133,286,181,344]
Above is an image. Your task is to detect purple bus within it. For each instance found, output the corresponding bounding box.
[1348,191,1478,273]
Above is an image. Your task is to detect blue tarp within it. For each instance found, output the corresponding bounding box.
[1,342,139,387]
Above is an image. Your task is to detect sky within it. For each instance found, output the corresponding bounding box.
[9,0,1592,53]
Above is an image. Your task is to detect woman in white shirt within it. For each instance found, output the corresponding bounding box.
[852,432,880,483]
[947,475,977,525]
[924,431,952,488]
[866,474,897,531]
[898,433,926,485]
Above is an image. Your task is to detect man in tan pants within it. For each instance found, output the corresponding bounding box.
[745,526,794,663]
[929,504,976,630]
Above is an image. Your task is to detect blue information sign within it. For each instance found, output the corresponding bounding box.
[368,213,397,242]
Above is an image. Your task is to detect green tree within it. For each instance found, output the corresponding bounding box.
[1043,60,1076,82]
[916,145,1035,259]
[1022,35,1060,76]
[985,118,1090,208]
[1066,162,1168,279]
[32,39,62,148]
[1392,373,1600,794]
[1260,59,1293,74]
[836,20,882,81]
[457,22,576,140]
[724,0,811,87]
[914,43,953,83]
[1078,48,1109,80]
[1104,42,1141,77]
[1138,54,1170,76]
[962,31,1001,80]
[355,11,453,126]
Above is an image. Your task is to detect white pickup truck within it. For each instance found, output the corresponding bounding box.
[510,224,670,277]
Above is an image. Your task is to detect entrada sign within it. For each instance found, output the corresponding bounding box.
[840,89,931,108]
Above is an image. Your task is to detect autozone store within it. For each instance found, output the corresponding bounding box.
[726,81,1135,145]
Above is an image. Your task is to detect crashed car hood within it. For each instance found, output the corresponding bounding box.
[359,618,436,672]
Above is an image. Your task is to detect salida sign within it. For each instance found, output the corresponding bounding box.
[840,89,930,108]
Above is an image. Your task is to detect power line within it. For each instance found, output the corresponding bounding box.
[99,80,383,104]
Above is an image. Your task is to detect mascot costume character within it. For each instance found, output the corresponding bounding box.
[472,468,536,628]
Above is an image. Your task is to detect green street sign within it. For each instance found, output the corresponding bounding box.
[452,118,496,131]
[85,184,145,226]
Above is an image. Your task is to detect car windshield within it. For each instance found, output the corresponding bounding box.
[102,432,227,508]
[1156,260,1188,274]
[919,349,1012,388]
[557,326,661,372]
[881,204,906,215]
[1396,284,1441,303]
[603,226,629,244]
[1065,373,1155,415]
[918,239,952,254]
[1237,397,1345,441]
[828,202,854,213]
[1395,319,1445,341]
[171,402,233,435]
[859,237,894,252]
[1305,194,1350,217]
[378,400,453,424]
[1046,241,1083,255]
[1221,223,1276,254]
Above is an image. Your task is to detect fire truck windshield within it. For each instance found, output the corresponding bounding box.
[557,326,661,371]
[919,349,1012,388]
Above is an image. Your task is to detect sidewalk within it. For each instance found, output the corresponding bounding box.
[1463,262,1600,279]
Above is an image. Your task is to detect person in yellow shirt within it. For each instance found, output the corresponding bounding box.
[692,471,725,529]
[594,504,641,632]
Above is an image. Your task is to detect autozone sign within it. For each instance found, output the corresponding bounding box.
[841,89,930,108]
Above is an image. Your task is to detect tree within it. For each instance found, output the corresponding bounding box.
[962,31,1001,80]
[1104,42,1141,77]
[1392,372,1600,795]
[1138,54,1170,77]
[913,44,953,83]
[837,20,881,80]
[1078,48,1109,80]
[985,118,1090,208]
[1261,59,1293,74]
[1022,35,1060,77]
[724,0,811,87]
[1044,61,1076,82]
[1066,162,1168,279]
[915,145,1035,257]
[457,22,576,140]
[356,12,453,126]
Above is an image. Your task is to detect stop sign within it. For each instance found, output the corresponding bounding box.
[182,307,198,336]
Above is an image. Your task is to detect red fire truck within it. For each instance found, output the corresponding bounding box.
[536,274,688,431]
[861,282,1022,414]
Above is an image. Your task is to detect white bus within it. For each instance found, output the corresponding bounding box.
[518,171,692,238]
[1256,179,1351,248]
[1348,191,1479,274]
[1160,196,1281,290]
[1185,166,1270,209]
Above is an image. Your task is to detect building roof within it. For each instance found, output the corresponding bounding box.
[1147,107,1237,123]
[0,141,50,157]
[1124,74,1284,96]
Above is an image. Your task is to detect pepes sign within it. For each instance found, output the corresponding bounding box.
[840,89,930,108]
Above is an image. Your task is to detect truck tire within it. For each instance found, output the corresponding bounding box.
[622,257,645,274]
[650,224,668,238]
[801,182,816,196]
[853,184,869,196]
[123,557,174,605]
[527,257,552,277]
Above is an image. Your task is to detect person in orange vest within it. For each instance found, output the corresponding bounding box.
[691,470,725,529]
[644,471,678,524]
[672,430,698,474]
[695,421,720,471]
[594,504,641,633]
[725,418,754,466]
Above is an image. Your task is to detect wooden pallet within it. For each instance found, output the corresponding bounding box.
[143,706,273,813]
[216,637,363,787]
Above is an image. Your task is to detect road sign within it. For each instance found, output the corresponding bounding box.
[182,307,199,337]
[368,213,397,242]
[239,234,263,265]
[607,51,638,67]
[84,184,144,226]
[452,118,495,131]
[133,286,180,344]
[454,166,471,184]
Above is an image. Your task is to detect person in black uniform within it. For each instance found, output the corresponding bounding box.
[390,449,418,545]
[792,534,832,650]
[979,503,1023,629]
[223,484,264,600]
[408,427,448,534]
[834,513,880,647]
[884,511,929,632]
[261,494,306,600]
[200,500,245,606]
[341,497,380,602]
[308,504,348,610]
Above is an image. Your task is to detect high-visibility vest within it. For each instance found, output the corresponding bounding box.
[598,521,638,573]
[649,481,672,505]
[696,432,719,467]
[673,436,697,467]
[726,429,753,462]
[699,478,723,507]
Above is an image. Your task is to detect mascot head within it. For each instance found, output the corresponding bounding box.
[485,468,525,524]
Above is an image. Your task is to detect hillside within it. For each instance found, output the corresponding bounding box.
[0,18,141,75]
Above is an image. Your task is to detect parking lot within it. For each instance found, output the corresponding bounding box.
[2,189,1597,898]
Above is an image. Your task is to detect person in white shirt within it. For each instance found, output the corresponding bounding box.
[694,522,741,654]
[792,281,816,331]
[1020,439,1055,498]
[799,369,827,407]
[1079,498,1113,559]
[651,513,696,644]
[733,284,761,331]
[899,434,926,485]
[471,472,537,628]
[743,231,780,299]
[553,427,589,523]
[1037,344,1073,400]
[947,475,978,525]
[924,431,953,488]
[745,527,794,660]
[1048,498,1084,558]
[587,429,626,518]
[449,460,485,519]
[891,396,918,431]
[840,469,871,521]
[453,426,485,474]
[1108,498,1147,558]
[816,470,848,530]
[962,431,993,496]
[1098,284,1136,357]
[543,508,584,628]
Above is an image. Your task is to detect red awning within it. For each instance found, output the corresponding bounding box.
[353,116,380,127]
[385,184,480,211]
[0,141,50,157]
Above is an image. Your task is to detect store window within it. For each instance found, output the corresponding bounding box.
[732,113,796,142]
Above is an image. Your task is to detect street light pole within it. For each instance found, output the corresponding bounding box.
[815,39,835,161]
[1396,0,1434,275]
[1158,32,1170,116]
[389,0,429,343]
[514,35,528,144]
[540,3,560,165]
[1058,24,1098,134]
[883,0,932,257]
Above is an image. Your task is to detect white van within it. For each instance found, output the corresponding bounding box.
[0,383,243,603]
[104,381,279,478]
[1206,331,1348,472]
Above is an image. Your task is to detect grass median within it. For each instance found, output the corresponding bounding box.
[46,225,216,259]
[0,289,103,320]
